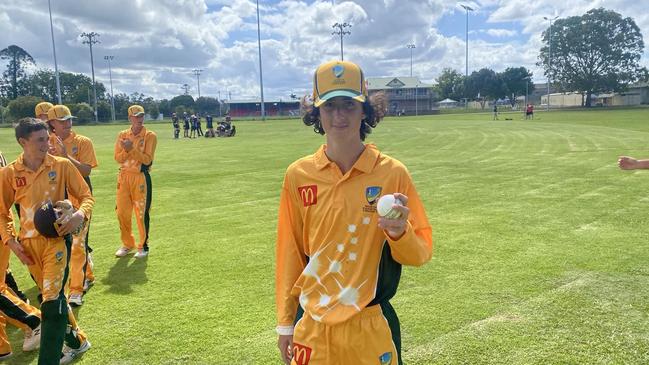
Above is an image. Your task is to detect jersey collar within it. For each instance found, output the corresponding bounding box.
[313,143,379,173]
[14,153,55,172]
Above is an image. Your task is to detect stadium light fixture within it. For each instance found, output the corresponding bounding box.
[104,56,115,121]
[544,15,559,112]
[80,32,100,122]
[332,22,352,61]
[256,0,266,121]
[407,44,416,77]
[48,0,62,104]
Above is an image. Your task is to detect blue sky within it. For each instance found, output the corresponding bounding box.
[1,0,647,101]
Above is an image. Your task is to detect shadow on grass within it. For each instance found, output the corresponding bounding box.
[101,256,149,294]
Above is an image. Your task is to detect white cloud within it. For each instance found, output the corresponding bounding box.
[0,0,646,101]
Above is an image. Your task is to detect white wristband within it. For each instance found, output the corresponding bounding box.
[276,325,294,336]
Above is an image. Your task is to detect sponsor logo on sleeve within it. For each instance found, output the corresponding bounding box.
[292,343,312,365]
[297,185,317,207]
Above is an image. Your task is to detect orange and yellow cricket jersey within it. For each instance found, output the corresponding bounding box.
[114,127,157,173]
[276,144,432,329]
[0,154,94,245]
[49,131,98,204]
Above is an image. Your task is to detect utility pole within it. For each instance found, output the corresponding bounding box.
[48,0,62,103]
[104,56,115,121]
[460,4,474,78]
[544,15,559,112]
[332,22,351,61]
[407,44,416,77]
[80,32,100,122]
[192,69,202,98]
[255,0,265,120]
[181,84,190,95]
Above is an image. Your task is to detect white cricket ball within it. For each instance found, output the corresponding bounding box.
[377,194,402,219]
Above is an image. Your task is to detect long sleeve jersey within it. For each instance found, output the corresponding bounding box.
[0,154,95,245]
[275,144,432,329]
[114,127,157,173]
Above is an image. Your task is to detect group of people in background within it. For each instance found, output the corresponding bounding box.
[171,112,235,139]
[0,101,157,364]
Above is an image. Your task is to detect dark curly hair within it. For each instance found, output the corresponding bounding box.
[301,92,388,141]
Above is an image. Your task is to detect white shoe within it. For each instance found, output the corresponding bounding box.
[83,279,95,292]
[134,249,148,259]
[115,247,132,257]
[23,324,40,351]
[68,293,83,307]
[60,340,91,365]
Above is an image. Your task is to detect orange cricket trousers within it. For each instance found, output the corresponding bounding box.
[0,244,41,354]
[291,304,400,365]
[67,223,94,296]
[116,170,152,251]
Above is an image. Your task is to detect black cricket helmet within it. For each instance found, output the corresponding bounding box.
[33,200,61,238]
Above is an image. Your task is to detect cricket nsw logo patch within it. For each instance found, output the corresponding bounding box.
[379,351,393,364]
[292,343,312,365]
[298,185,317,207]
[366,186,382,205]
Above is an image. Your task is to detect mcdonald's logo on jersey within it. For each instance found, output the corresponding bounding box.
[15,176,27,187]
[298,185,317,207]
[292,342,312,365]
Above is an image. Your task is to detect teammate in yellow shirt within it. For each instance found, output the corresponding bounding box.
[0,118,93,364]
[46,105,98,307]
[0,150,42,359]
[275,60,433,365]
[114,105,157,259]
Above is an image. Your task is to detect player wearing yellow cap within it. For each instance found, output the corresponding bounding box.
[46,105,98,307]
[275,60,433,365]
[114,105,157,259]
[35,102,54,122]
[0,118,93,364]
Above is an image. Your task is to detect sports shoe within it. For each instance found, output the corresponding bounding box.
[23,324,41,351]
[115,247,132,257]
[83,279,95,292]
[68,293,83,307]
[0,352,12,360]
[60,340,91,365]
[134,249,148,259]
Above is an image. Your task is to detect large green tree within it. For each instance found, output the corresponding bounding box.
[499,67,534,106]
[465,68,506,109]
[538,8,648,107]
[0,45,35,100]
[434,68,465,101]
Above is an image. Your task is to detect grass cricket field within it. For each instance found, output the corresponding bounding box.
[0,107,648,364]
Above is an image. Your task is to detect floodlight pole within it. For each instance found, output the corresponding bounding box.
[332,22,351,61]
[407,44,415,77]
[460,4,474,78]
[104,55,115,121]
[256,0,266,121]
[48,0,62,104]
[544,15,559,112]
[193,69,202,98]
[80,32,100,122]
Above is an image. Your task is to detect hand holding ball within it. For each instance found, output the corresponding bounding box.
[377,194,403,219]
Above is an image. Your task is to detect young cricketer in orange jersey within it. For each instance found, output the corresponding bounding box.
[275,60,432,365]
[0,150,42,359]
[114,105,157,259]
[0,118,93,364]
[46,105,98,307]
